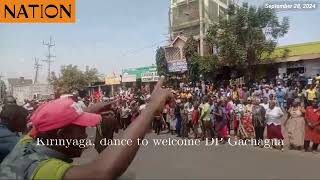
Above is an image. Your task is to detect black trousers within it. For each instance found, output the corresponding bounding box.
[255,126,265,141]
[163,113,167,121]
[154,119,162,135]
[122,118,130,130]
[304,140,319,151]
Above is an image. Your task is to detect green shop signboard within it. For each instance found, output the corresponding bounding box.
[122,66,159,82]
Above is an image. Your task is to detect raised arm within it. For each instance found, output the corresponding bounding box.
[83,100,119,113]
[64,77,172,180]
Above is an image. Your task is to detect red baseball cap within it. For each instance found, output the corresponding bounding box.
[31,98,101,134]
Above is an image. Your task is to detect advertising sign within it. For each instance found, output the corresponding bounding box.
[105,73,121,85]
[121,74,136,82]
[141,71,159,82]
[167,60,188,72]
[122,66,159,82]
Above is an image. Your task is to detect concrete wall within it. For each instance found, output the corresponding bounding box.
[12,84,54,104]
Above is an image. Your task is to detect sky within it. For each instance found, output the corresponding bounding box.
[0,0,319,83]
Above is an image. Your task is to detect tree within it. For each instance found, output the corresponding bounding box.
[50,65,100,94]
[155,47,168,76]
[184,36,200,82]
[84,67,100,83]
[206,3,289,80]
[198,55,221,79]
[184,36,221,81]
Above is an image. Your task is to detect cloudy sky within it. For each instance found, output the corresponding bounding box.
[0,0,319,83]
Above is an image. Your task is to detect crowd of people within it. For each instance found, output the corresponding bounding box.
[107,73,320,153]
[0,77,173,179]
[1,73,320,179]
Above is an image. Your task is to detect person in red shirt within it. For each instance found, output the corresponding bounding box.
[304,98,320,152]
[191,103,200,139]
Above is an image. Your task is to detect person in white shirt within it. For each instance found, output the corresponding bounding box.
[77,98,87,110]
[121,102,131,130]
[265,100,284,151]
[260,97,269,111]
[139,102,146,112]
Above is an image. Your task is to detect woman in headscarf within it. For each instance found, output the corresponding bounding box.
[284,98,305,150]
[304,98,320,152]
[266,100,284,151]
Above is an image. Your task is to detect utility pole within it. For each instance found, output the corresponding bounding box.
[34,58,42,84]
[42,36,55,81]
[199,0,204,56]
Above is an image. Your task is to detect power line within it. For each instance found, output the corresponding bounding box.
[42,36,56,81]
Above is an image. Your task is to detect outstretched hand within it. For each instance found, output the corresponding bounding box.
[149,76,173,113]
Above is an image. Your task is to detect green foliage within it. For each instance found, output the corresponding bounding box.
[155,47,168,76]
[188,54,201,82]
[50,65,100,93]
[184,36,221,81]
[206,3,289,80]
[184,36,198,60]
[184,37,200,82]
[199,55,220,75]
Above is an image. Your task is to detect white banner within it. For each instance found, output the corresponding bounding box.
[167,60,188,72]
[141,71,159,82]
[122,74,136,82]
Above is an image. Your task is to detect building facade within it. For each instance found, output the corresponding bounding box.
[12,84,54,104]
[276,55,320,78]
[7,77,33,96]
[258,41,320,80]
[164,0,232,74]
[169,0,231,56]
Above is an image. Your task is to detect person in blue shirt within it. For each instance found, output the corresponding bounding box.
[276,88,286,111]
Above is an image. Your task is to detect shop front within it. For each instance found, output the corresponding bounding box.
[105,73,121,96]
[122,66,159,92]
[277,58,320,78]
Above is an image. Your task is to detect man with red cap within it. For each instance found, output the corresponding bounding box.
[0,77,172,180]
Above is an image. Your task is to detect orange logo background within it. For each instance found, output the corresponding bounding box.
[0,0,75,23]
